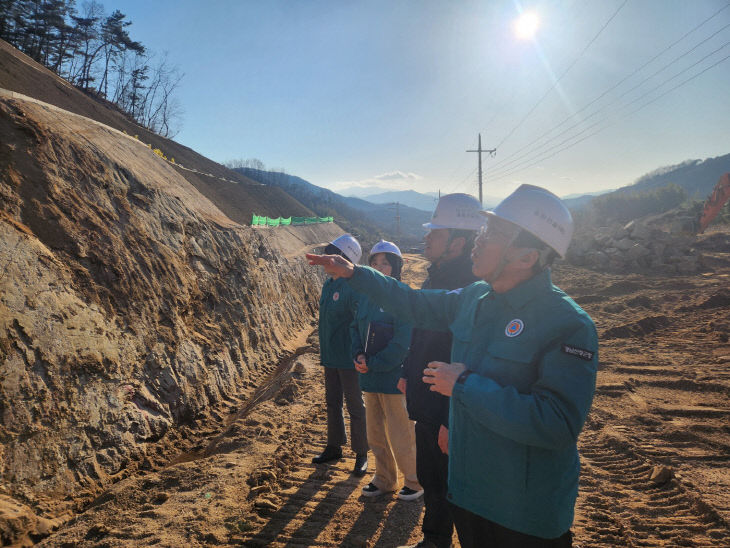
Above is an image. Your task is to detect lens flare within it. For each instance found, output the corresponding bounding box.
[514,11,540,40]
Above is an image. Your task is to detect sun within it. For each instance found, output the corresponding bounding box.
[514,11,540,40]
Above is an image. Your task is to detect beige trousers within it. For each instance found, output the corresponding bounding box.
[363,391,421,492]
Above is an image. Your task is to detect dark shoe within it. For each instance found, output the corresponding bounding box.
[397,539,444,548]
[397,486,424,501]
[361,482,392,497]
[397,539,441,548]
[353,453,368,476]
[311,445,342,464]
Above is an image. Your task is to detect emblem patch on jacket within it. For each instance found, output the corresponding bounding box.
[561,344,594,361]
[333,292,340,301]
[505,319,524,337]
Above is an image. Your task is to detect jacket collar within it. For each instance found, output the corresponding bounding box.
[492,268,552,311]
[426,253,476,288]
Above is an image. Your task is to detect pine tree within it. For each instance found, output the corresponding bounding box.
[98,9,143,98]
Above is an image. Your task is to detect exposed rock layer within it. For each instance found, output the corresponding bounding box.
[0,97,339,542]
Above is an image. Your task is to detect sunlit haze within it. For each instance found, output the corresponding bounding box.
[514,11,540,40]
[117,0,730,201]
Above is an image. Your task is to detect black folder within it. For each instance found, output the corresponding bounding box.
[364,320,394,358]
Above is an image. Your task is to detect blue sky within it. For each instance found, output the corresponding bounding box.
[116,0,730,199]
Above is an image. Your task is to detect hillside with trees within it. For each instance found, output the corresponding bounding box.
[627,153,730,199]
[0,0,183,137]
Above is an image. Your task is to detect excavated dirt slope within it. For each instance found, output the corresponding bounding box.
[0,95,342,545]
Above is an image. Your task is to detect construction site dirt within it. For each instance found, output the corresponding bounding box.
[28,241,730,548]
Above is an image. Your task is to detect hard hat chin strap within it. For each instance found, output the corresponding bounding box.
[536,246,555,270]
[485,229,523,284]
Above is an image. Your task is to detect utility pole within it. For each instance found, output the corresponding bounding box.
[467,133,496,206]
[389,202,401,243]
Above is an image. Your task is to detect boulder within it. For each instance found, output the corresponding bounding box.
[615,238,635,251]
[629,222,653,241]
[0,495,38,547]
[669,217,697,235]
[649,465,674,486]
[626,243,649,261]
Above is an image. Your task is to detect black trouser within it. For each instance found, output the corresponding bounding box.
[324,366,368,454]
[449,503,572,548]
[415,420,453,548]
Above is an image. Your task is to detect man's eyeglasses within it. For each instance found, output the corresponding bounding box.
[475,224,518,245]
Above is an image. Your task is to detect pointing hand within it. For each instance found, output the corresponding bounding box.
[306,253,355,279]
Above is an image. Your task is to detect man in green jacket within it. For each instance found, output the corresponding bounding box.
[307,186,597,547]
[313,234,369,476]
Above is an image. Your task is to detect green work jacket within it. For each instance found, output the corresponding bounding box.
[348,266,597,539]
[350,294,412,394]
[318,277,358,369]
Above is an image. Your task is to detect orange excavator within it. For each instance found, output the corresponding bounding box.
[698,173,730,233]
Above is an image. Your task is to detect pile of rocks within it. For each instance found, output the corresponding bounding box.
[566,216,703,274]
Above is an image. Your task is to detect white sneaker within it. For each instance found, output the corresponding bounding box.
[397,486,424,501]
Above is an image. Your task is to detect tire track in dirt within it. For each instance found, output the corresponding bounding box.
[575,421,730,546]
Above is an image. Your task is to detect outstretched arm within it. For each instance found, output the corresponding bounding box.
[307,253,465,331]
[306,253,354,279]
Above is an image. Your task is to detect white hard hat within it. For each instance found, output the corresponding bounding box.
[482,185,573,258]
[369,240,402,258]
[330,234,362,264]
[423,193,486,231]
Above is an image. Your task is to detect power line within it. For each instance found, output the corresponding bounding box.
[484,2,730,175]
[486,49,730,183]
[494,0,629,151]
[485,23,730,179]
[443,165,477,195]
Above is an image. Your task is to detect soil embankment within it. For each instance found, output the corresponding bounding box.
[0,95,341,545]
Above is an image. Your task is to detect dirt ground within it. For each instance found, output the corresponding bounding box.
[34,231,730,547]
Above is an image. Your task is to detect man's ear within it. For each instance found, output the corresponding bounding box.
[448,236,466,256]
[518,249,540,270]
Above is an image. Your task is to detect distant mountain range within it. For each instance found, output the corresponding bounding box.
[342,188,504,211]
[350,189,438,212]
[233,168,431,248]
[562,189,615,210]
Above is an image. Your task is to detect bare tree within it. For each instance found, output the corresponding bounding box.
[139,52,183,137]
[98,9,143,98]
[223,158,267,171]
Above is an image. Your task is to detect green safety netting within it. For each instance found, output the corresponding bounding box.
[251,214,333,226]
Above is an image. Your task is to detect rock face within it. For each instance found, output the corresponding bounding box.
[567,217,704,274]
[0,97,337,536]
